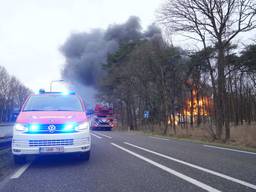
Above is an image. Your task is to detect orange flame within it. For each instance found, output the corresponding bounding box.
[183,91,212,116]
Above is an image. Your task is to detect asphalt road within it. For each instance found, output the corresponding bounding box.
[0,131,256,192]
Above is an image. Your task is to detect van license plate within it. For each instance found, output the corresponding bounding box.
[40,147,64,153]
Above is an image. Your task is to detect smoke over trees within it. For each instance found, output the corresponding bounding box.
[105,16,142,43]
[60,16,161,87]
[61,29,118,86]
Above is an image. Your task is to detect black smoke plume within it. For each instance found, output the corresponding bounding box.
[60,17,161,106]
[61,16,161,86]
[61,29,118,86]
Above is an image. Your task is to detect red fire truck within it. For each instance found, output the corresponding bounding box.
[90,104,115,131]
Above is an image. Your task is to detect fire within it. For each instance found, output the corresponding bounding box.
[183,96,212,116]
[168,115,179,125]
[168,89,213,125]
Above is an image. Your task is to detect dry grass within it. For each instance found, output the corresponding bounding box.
[164,123,256,148]
[119,122,256,149]
[230,124,256,148]
[136,123,256,149]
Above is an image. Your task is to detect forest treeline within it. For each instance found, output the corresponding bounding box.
[98,0,256,141]
[99,34,256,140]
[0,66,31,122]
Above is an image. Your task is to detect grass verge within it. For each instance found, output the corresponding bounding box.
[142,131,256,153]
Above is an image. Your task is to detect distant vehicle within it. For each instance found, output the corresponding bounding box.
[90,104,115,131]
[12,90,91,164]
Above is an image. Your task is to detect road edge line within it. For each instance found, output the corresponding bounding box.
[204,145,256,155]
[10,163,31,179]
[90,133,102,139]
[94,132,112,139]
[149,136,169,141]
[111,142,221,192]
[124,142,256,190]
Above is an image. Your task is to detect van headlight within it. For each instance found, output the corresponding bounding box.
[76,121,90,132]
[14,123,27,132]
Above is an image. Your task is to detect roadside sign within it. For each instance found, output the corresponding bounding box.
[144,111,149,119]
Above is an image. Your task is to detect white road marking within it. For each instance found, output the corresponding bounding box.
[10,163,31,179]
[204,145,256,155]
[125,142,256,190]
[90,133,102,139]
[149,136,169,141]
[111,143,221,192]
[94,132,112,139]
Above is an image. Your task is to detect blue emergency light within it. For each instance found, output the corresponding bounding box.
[63,123,75,132]
[29,124,40,132]
[38,89,75,95]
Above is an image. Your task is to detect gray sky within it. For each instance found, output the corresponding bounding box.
[0,0,162,92]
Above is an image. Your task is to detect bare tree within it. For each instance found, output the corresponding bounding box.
[159,0,256,140]
[0,66,31,122]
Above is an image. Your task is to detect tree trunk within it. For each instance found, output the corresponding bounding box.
[216,45,226,139]
[190,88,194,127]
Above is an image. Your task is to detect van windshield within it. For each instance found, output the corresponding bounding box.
[23,95,83,112]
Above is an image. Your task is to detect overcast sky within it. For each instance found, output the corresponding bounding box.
[0,0,162,92]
